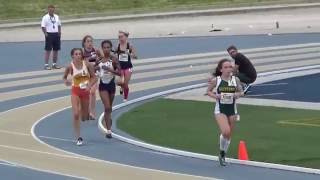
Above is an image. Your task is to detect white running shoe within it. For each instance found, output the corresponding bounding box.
[76,137,83,146]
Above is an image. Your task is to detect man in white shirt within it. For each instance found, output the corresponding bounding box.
[41,5,61,70]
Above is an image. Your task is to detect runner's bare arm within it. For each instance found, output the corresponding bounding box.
[207,78,219,99]
[129,45,138,59]
[86,62,97,88]
[111,55,121,76]
[62,65,71,86]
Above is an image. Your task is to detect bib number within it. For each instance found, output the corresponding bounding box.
[79,81,89,89]
[220,93,234,104]
[101,73,113,84]
[119,53,129,62]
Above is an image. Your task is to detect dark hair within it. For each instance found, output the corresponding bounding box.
[70,48,83,57]
[82,35,93,48]
[213,59,231,77]
[227,45,237,52]
[48,4,55,8]
[101,40,113,48]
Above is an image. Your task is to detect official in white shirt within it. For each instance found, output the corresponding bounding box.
[41,5,61,70]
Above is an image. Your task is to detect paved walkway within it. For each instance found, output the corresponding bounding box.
[0,6,320,42]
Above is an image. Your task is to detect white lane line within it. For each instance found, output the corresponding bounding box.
[39,136,74,142]
[246,93,285,97]
[0,130,29,136]
[0,161,17,167]
[253,83,288,86]
[0,158,88,180]
[0,144,94,161]
[132,149,179,157]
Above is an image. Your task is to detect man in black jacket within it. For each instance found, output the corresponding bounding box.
[227,45,257,93]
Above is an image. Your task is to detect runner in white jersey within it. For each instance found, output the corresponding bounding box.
[97,40,121,138]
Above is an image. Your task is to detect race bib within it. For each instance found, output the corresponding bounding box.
[91,52,97,59]
[119,53,129,62]
[79,81,89,89]
[220,93,234,104]
[101,72,113,84]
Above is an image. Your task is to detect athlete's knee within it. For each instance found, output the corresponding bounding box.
[90,90,96,96]
[73,112,80,121]
[222,128,231,139]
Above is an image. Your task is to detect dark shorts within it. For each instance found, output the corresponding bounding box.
[237,72,256,84]
[99,79,116,94]
[45,33,61,51]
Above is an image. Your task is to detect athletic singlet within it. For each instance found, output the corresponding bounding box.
[98,59,115,84]
[83,48,97,63]
[117,42,133,69]
[71,61,90,89]
[214,76,238,116]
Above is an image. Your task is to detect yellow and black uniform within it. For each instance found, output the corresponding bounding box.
[214,76,238,116]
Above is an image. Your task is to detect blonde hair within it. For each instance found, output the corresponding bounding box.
[119,30,129,37]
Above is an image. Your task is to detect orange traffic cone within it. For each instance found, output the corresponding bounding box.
[238,140,249,160]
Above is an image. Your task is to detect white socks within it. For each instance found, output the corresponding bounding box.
[219,134,231,152]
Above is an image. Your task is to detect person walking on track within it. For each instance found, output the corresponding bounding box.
[41,4,62,70]
[63,48,97,146]
[207,59,244,166]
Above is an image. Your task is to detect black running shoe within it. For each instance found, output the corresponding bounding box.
[219,150,226,166]
[120,88,123,95]
[105,133,112,139]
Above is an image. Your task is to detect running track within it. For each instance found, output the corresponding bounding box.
[0,34,320,179]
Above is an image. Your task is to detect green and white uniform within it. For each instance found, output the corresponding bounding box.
[214,76,238,117]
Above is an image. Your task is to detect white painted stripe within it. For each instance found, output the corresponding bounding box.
[0,158,89,180]
[39,136,75,143]
[0,161,16,167]
[136,43,320,64]
[246,92,285,97]
[0,130,30,136]
[253,83,288,86]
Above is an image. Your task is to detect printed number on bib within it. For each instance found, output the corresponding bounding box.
[119,54,129,62]
[101,73,113,84]
[79,81,89,89]
[220,93,234,104]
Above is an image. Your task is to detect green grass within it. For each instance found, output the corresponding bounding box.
[0,0,314,21]
[118,99,320,169]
